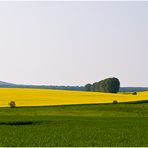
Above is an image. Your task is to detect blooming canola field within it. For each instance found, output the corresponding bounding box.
[0,88,148,107]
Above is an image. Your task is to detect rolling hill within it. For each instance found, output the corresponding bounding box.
[0,81,16,86]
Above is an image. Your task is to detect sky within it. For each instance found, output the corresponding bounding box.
[0,1,148,87]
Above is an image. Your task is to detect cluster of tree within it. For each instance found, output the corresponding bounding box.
[85,77,120,93]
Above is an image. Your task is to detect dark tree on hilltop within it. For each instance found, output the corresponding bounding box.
[85,77,120,93]
[103,77,120,93]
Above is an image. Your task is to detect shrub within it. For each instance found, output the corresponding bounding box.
[113,100,118,104]
[9,101,16,108]
[132,92,137,95]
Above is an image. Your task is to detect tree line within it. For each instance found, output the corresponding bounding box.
[85,77,120,93]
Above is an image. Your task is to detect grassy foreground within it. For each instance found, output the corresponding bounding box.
[0,88,148,107]
[0,103,148,147]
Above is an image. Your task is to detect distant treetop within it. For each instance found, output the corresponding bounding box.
[85,77,120,93]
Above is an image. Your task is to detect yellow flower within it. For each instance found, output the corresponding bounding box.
[0,88,147,107]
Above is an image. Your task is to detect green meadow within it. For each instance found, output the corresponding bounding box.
[0,103,148,147]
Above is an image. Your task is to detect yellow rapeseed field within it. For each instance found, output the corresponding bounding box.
[0,88,148,107]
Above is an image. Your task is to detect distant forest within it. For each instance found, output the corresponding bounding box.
[0,80,148,92]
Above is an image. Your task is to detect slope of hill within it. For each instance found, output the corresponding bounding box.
[0,81,16,86]
[0,81,84,90]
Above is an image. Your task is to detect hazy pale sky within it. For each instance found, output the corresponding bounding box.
[0,1,148,87]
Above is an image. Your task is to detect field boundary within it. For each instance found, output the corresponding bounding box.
[1,99,148,109]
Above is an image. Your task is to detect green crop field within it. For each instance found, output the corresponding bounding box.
[0,102,148,147]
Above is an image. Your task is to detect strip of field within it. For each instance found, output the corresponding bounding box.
[0,103,148,147]
[0,88,148,107]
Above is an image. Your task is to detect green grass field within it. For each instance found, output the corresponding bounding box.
[0,103,148,147]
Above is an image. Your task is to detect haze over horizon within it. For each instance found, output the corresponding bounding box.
[0,1,148,87]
